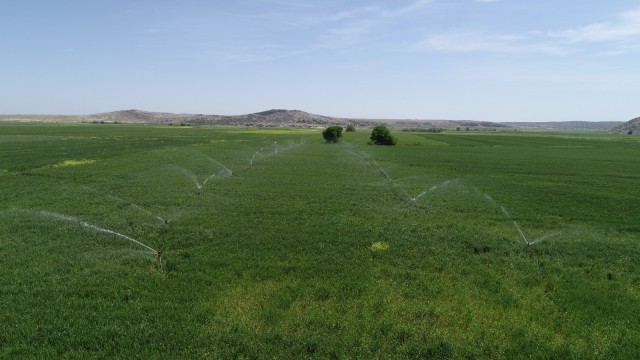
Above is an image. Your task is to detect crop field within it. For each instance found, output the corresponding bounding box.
[1,122,639,358]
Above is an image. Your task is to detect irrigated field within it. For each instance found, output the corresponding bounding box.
[1,123,639,358]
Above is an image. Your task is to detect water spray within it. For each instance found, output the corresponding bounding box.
[173,165,202,190]
[44,210,157,253]
[406,179,458,205]
[202,173,217,187]
[172,165,223,193]
[131,204,167,224]
[14,208,162,264]
[82,186,167,224]
[192,149,233,176]
[481,192,532,245]
[529,231,563,246]
[247,138,306,166]
[481,191,563,247]
[513,221,530,246]
[249,147,264,165]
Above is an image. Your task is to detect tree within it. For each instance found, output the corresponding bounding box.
[346,124,356,132]
[322,125,343,143]
[369,125,397,145]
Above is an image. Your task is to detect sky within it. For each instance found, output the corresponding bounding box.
[1,0,639,122]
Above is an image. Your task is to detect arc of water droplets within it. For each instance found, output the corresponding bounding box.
[173,165,229,192]
[409,180,455,203]
[529,231,563,245]
[483,192,563,246]
[248,139,305,166]
[482,194,530,245]
[82,186,167,224]
[249,147,264,165]
[131,204,166,224]
[348,149,558,247]
[173,166,202,189]
[25,209,158,254]
[347,148,459,205]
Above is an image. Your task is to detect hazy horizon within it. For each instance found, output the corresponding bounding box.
[1,108,628,124]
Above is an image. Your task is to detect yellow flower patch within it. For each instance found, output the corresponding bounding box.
[370,241,390,251]
[53,159,96,167]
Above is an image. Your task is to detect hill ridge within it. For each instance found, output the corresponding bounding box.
[0,109,625,131]
[609,117,640,135]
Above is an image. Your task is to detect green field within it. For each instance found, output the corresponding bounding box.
[1,122,639,358]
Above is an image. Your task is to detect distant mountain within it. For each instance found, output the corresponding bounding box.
[0,109,623,131]
[609,117,640,135]
[84,109,205,124]
[501,121,623,131]
[2,109,502,129]
[186,109,337,127]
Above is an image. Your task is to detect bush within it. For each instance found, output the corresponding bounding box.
[346,124,356,132]
[369,125,397,145]
[322,125,343,143]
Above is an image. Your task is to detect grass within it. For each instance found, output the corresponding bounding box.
[1,122,639,358]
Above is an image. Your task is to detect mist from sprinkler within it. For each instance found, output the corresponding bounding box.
[12,208,161,265]
[481,191,562,247]
[82,186,169,224]
[191,149,233,177]
[247,138,305,166]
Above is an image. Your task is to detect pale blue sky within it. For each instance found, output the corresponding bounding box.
[2,0,639,122]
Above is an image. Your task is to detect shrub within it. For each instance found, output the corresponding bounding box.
[322,125,343,143]
[369,125,397,145]
[346,124,356,132]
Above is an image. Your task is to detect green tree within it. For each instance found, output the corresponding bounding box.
[346,124,356,132]
[369,125,397,145]
[322,125,343,143]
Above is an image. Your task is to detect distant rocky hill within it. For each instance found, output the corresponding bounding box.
[0,109,624,131]
[186,109,338,127]
[84,109,205,124]
[1,109,505,129]
[609,117,640,135]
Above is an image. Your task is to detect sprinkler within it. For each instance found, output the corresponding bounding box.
[156,250,163,268]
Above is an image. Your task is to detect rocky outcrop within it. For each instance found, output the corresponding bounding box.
[609,117,640,135]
